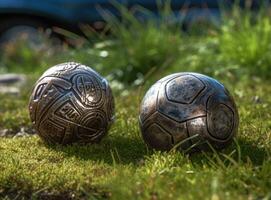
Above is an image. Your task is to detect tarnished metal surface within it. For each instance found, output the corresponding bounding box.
[29,62,114,145]
[139,73,239,152]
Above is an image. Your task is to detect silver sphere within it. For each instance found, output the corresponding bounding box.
[139,73,239,152]
[29,62,114,145]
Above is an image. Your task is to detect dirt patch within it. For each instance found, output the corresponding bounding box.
[0,127,35,137]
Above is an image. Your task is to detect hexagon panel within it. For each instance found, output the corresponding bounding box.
[165,75,205,104]
[143,123,173,151]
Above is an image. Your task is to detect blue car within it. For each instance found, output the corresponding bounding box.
[0,0,264,43]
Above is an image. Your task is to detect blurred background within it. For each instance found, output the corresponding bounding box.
[0,0,270,133]
[0,0,269,83]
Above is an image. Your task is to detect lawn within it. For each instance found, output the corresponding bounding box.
[0,4,271,200]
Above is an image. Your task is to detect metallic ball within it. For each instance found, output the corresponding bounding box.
[29,62,115,145]
[139,73,239,152]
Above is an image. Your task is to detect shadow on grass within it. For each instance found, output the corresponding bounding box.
[42,134,269,167]
[44,134,147,165]
[190,137,270,167]
[237,138,270,166]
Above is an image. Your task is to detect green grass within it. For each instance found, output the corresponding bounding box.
[0,75,270,199]
[218,5,271,78]
[0,3,271,199]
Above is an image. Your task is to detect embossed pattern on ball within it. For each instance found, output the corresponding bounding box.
[29,62,114,145]
[139,73,239,152]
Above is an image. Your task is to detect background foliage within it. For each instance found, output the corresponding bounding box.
[0,2,270,199]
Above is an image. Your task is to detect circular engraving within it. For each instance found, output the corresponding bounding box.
[29,62,115,145]
[76,112,107,143]
[72,73,103,107]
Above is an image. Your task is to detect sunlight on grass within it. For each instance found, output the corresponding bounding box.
[219,5,271,77]
[0,2,271,199]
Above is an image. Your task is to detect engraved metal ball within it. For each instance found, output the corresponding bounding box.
[139,73,239,152]
[29,62,114,145]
